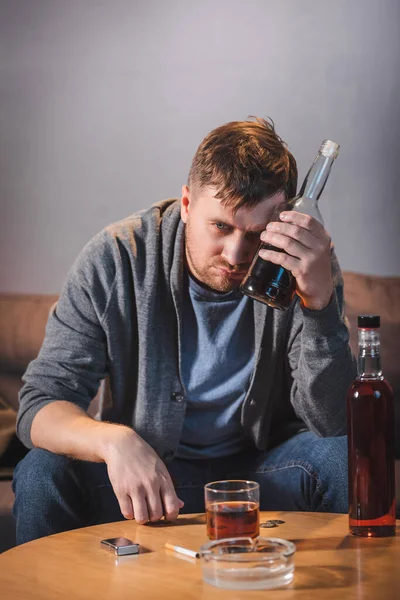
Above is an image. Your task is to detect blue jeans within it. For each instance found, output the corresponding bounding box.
[12,431,348,544]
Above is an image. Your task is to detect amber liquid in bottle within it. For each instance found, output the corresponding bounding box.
[240,140,339,310]
[347,317,396,537]
[239,247,296,309]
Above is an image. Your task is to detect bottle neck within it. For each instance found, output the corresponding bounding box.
[357,328,383,380]
[297,153,336,204]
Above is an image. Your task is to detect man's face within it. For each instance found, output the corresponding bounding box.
[180,185,286,293]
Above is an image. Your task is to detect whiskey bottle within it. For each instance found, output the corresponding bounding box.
[347,315,396,537]
[240,140,339,309]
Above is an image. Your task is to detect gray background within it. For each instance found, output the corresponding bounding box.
[1,0,399,294]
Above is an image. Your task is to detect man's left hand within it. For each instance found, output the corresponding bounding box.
[259,211,333,311]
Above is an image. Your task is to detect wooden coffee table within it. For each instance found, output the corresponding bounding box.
[0,511,399,599]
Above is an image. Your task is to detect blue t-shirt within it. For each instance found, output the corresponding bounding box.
[177,273,255,459]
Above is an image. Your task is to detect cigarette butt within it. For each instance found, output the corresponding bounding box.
[165,543,200,559]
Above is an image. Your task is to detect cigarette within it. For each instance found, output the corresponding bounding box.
[165,543,200,559]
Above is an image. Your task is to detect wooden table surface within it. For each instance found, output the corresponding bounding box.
[1,511,399,599]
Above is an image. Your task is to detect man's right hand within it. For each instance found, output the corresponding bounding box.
[30,401,184,525]
[101,425,184,524]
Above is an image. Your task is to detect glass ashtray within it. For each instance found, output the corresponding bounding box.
[199,536,296,590]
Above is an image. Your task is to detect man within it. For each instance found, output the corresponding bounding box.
[13,117,356,543]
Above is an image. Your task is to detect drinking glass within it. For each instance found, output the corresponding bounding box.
[204,480,260,540]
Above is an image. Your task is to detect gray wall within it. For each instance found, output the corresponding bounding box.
[1,0,399,293]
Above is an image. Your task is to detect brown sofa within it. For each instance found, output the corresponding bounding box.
[1,273,399,552]
[0,295,58,552]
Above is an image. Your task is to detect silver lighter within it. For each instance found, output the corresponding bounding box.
[101,537,140,556]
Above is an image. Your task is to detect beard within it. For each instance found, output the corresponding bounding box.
[184,222,249,293]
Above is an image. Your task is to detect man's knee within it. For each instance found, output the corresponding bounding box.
[286,432,348,512]
[312,435,347,468]
[12,449,90,543]
[12,448,72,497]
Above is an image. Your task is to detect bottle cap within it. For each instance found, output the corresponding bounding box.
[320,140,340,159]
[358,315,380,328]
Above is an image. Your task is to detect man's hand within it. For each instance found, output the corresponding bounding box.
[101,426,184,524]
[30,401,184,526]
[259,211,333,310]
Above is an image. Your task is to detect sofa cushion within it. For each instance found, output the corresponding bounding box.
[0,397,16,459]
[0,480,16,553]
[0,294,58,374]
[343,272,400,394]
[0,374,23,412]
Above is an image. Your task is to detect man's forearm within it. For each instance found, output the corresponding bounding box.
[30,401,131,462]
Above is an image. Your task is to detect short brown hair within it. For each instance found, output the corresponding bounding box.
[188,117,297,211]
